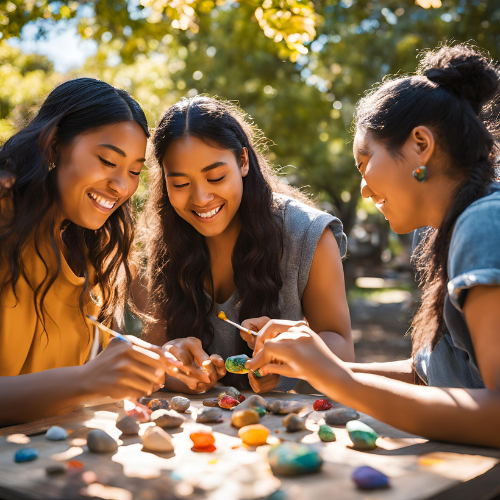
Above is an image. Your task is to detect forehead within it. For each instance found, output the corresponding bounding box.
[77,122,147,150]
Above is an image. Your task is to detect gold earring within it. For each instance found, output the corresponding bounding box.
[49,162,56,172]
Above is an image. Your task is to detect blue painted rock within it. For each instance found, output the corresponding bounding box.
[116,416,140,435]
[268,442,322,476]
[45,426,67,441]
[14,448,38,463]
[170,396,190,413]
[352,465,389,489]
[87,429,118,453]
[346,421,378,450]
[151,409,185,428]
[325,407,360,426]
[283,413,305,432]
[318,424,336,442]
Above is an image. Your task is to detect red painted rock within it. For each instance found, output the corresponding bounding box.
[313,399,332,411]
[126,403,152,423]
[219,395,240,409]
[238,394,246,403]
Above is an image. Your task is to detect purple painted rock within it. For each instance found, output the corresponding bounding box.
[352,466,389,489]
[87,429,118,453]
[116,416,140,435]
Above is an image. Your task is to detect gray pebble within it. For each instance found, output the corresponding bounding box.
[325,407,360,426]
[277,400,308,414]
[151,409,185,428]
[116,416,140,435]
[87,429,118,453]
[45,426,67,441]
[170,396,191,413]
[283,413,306,432]
[196,407,223,423]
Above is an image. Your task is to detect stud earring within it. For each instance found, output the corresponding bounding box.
[49,162,57,172]
[412,166,427,182]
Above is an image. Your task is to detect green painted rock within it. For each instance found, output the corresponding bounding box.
[255,406,267,417]
[268,442,322,476]
[318,424,336,442]
[225,354,250,374]
[346,420,378,450]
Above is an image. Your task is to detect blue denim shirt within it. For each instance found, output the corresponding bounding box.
[414,181,500,388]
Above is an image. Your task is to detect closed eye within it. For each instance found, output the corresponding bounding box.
[173,182,189,188]
[98,155,116,167]
[208,175,226,183]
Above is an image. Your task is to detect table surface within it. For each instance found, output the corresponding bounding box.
[1,387,499,500]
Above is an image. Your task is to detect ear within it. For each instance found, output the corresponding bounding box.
[240,147,249,177]
[50,138,59,164]
[411,126,435,166]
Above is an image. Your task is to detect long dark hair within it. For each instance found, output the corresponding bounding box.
[140,96,308,377]
[0,77,149,330]
[354,44,500,356]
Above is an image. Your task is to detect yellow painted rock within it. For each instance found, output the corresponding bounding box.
[231,409,260,428]
[238,424,269,446]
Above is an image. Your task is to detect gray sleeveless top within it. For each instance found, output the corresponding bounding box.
[207,193,347,391]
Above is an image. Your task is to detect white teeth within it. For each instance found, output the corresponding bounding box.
[195,205,222,218]
[88,192,116,209]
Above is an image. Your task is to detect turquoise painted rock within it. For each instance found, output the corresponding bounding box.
[325,407,359,426]
[87,429,118,453]
[45,426,67,441]
[225,355,262,377]
[352,465,389,489]
[14,448,38,463]
[346,421,378,450]
[255,406,266,417]
[318,424,336,442]
[268,442,322,476]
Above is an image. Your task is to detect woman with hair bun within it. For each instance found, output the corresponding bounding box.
[0,78,189,425]
[136,96,353,394]
[247,44,500,447]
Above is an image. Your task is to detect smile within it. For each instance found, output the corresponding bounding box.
[88,192,118,210]
[192,204,224,220]
[375,200,386,211]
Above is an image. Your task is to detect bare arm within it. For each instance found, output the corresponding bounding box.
[346,358,415,384]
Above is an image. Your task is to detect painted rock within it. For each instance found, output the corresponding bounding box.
[196,407,223,423]
[46,464,66,475]
[148,398,170,411]
[87,429,118,454]
[318,424,336,442]
[219,395,240,409]
[238,424,269,446]
[231,409,259,428]
[202,398,219,407]
[268,442,322,476]
[254,406,266,417]
[313,399,332,411]
[190,430,216,452]
[170,396,190,413]
[116,416,140,435]
[352,465,389,489]
[277,400,308,415]
[142,426,174,453]
[126,403,152,423]
[45,426,67,441]
[14,448,38,463]
[238,394,246,402]
[325,407,360,426]
[225,354,251,374]
[346,421,378,450]
[283,413,306,432]
[151,409,185,428]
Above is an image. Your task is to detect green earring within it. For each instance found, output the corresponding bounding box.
[412,166,427,182]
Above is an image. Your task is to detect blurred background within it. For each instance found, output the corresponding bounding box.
[1,0,498,362]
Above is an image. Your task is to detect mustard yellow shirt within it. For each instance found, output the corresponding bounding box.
[0,220,103,376]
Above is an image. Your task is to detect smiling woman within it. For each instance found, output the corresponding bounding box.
[0,78,184,425]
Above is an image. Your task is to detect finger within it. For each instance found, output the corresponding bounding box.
[240,330,256,349]
[210,354,227,379]
[174,372,201,391]
[254,362,295,378]
[121,359,165,385]
[241,316,271,332]
[201,359,218,382]
[166,345,194,368]
[119,373,157,397]
[254,319,305,354]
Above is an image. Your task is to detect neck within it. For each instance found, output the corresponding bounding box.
[419,178,458,229]
[205,212,242,257]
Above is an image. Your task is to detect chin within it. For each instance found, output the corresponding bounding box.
[388,219,418,235]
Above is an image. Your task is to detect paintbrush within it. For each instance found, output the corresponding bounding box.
[217,311,258,336]
[86,315,136,344]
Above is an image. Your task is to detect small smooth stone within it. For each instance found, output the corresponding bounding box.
[313,399,332,411]
[352,466,389,489]
[14,448,38,463]
[87,429,118,454]
[196,407,223,423]
[224,387,241,399]
[218,395,240,409]
[268,442,322,476]
[126,404,151,423]
[46,464,66,475]
[116,416,140,435]
[325,407,360,426]
[254,406,266,417]
[148,398,170,411]
[231,409,259,428]
[202,398,219,407]
[170,396,190,413]
[318,424,336,442]
[277,400,308,415]
[142,426,174,453]
[190,431,215,449]
[225,354,251,374]
[115,400,124,408]
[45,426,67,441]
[239,394,267,410]
[346,421,378,450]
[266,400,282,414]
[238,424,269,446]
[151,409,185,428]
[283,413,305,432]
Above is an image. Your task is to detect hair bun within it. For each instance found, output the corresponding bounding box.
[420,44,499,114]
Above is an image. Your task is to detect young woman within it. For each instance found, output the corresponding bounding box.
[0,78,200,426]
[246,44,500,447]
[137,96,353,393]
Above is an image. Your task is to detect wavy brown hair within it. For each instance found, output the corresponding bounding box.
[0,78,149,333]
[354,44,500,358]
[139,96,309,384]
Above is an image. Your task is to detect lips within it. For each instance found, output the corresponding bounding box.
[192,204,224,220]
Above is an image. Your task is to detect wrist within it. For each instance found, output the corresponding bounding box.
[76,363,100,398]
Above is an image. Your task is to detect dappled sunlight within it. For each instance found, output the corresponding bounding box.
[6,434,30,444]
[50,446,83,461]
[83,410,121,440]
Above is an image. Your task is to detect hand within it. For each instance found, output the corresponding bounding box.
[252,318,308,355]
[240,316,270,350]
[248,370,279,393]
[164,337,226,393]
[81,338,172,400]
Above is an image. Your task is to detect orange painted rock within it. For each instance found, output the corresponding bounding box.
[190,431,216,452]
[238,424,269,446]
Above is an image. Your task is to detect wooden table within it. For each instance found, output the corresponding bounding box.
[1,387,499,500]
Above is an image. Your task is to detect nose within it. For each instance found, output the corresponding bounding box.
[191,182,214,207]
[108,170,130,198]
[360,178,374,199]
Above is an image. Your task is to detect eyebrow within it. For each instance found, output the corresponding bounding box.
[166,161,227,177]
[98,143,146,163]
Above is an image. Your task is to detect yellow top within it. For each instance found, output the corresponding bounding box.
[0,200,104,376]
